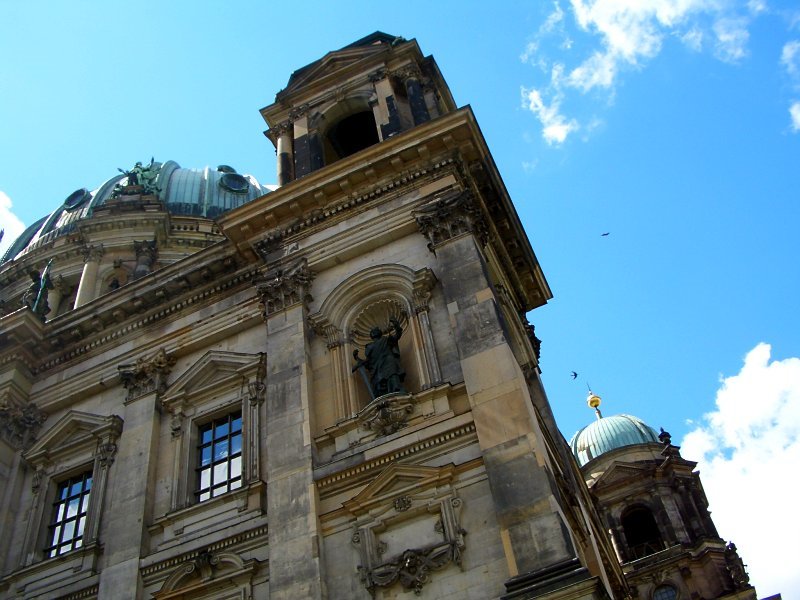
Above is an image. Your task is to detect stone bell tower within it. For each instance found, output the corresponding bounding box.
[220,32,628,599]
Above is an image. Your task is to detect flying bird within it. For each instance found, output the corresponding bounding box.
[601,232,610,237]
[570,371,578,380]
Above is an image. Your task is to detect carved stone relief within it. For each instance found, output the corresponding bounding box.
[413,189,488,249]
[347,465,466,597]
[118,348,176,402]
[255,259,315,318]
[0,396,47,450]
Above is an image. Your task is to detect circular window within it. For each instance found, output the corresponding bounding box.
[653,584,678,600]
[219,173,250,194]
[63,188,91,211]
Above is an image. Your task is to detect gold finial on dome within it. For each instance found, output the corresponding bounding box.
[587,391,603,419]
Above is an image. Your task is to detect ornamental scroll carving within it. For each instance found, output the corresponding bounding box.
[353,496,466,596]
[255,259,315,318]
[118,348,176,402]
[413,189,488,250]
[0,396,47,450]
[349,467,466,598]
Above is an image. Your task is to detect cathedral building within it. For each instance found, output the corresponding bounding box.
[0,33,759,599]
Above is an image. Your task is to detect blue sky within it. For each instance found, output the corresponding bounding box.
[1,1,798,594]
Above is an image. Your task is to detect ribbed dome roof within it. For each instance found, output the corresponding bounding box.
[2,161,269,264]
[569,414,660,467]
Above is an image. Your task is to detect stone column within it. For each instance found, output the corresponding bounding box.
[46,275,70,318]
[256,260,326,600]
[397,64,430,125]
[74,245,103,308]
[414,189,594,598]
[412,269,442,387]
[269,121,294,186]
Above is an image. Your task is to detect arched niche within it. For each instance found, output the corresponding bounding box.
[309,265,440,427]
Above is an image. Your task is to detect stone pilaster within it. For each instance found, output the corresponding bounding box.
[259,260,325,599]
[415,205,595,596]
[97,381,161,598]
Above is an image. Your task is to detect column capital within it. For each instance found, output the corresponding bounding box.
[82,244,104,263]
[255,259,315,319]
[413,189,488,250]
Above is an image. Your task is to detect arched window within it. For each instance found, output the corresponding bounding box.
[621,505,664,560]
[653,584,678,600]
[323,109,379,164]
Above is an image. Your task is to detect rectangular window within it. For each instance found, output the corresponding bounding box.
[46,471,92,558]
[196,411,242,502]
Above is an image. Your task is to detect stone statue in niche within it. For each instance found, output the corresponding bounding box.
[353,317,406,399]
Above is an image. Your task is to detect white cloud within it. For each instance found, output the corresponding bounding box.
[681,343,800,597]
[0,191,26,260]
[781,40,800,78]
[713,17,750,63]
[680,27,704,52]
[790,101,800,131]
[521,0,767,142]
[521,85,579,144]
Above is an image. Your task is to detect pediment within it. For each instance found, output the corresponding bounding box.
[160,351,264,406]
[593,461,654,490]
[343,463,455,517]
[24,410,123,464]
[284,43,390,95]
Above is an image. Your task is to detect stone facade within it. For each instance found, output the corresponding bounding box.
[0,32,758,600]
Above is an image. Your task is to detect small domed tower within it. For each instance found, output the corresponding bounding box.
[570,392,757,600]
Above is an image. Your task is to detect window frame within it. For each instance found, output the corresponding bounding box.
[158,351,265,514]
[20,411,123,568]
[194,410,244,503]
[44,469,94,558]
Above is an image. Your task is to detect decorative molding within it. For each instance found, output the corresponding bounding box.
[248,159,457,264]
[255,259,315,318]
[118,348,176,402]
[96,442,118,467]
[349,466,466,596]
[316,421,476,492]
[266,120,292,142]
[0,396,47,450]
[413,189,488,250]
[247,352,267,406]
[39,267,259,374]
[367,540,463,595]
[391,63,422,81]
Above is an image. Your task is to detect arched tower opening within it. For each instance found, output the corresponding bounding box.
[621,505,664,560]
[325,110,379,163]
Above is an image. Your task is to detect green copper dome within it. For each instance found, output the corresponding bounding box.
[569,414,660,467]
[1,161,270,264]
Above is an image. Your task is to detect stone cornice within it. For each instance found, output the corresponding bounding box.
[33,245,258,375]
[223,107,551,311]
